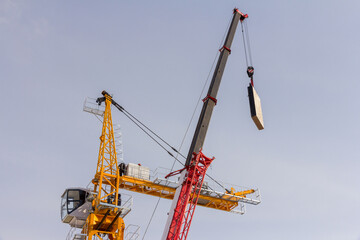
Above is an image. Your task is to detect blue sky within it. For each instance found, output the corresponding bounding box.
[1,1,360,239]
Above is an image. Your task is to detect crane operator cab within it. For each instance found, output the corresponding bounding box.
[61,188,93,228]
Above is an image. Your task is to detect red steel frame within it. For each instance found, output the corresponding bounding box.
[166,151,214,240]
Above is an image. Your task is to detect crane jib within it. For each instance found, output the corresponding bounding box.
[184,8,242,166]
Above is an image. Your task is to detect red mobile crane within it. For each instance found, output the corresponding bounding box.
[161,8,263,240]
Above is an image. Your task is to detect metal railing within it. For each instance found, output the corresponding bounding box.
[97,192,133,219]
[83,97,105,116]
[125,224,140,240]
[66,219,87,240]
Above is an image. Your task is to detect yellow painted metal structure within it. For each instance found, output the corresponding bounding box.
[118,175,256,212]
[86,94,125,240]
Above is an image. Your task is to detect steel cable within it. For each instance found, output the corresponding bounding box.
[241,22,249,67]
[244,21,253,66]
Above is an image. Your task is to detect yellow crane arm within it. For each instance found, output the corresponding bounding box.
[116,175,259,213]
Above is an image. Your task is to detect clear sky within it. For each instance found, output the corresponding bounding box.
[1,0,360,240]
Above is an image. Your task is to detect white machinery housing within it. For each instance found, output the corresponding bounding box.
[61,188,93,228]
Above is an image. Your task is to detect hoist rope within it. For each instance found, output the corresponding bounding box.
[241,22,249,67]
[244,21,253,66]
[241,20,253,68]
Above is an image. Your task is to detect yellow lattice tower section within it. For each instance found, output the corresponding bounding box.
[85,94,125,240]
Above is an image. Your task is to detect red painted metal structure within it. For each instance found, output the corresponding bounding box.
[166,151,213,240]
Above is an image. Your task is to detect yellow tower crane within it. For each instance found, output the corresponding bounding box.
[86,93,124,239]
[61,93,133,240]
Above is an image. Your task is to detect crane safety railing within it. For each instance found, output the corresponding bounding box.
[118,165,261,214]
[114,124,124,162]
[96,192,133,219]
[83,97,105,116]
[66,219,87,240]
[125,224,141,240]
[151,166,260,206]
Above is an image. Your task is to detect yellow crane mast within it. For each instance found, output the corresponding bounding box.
[61,93,132,240]
[86,94,124,239]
